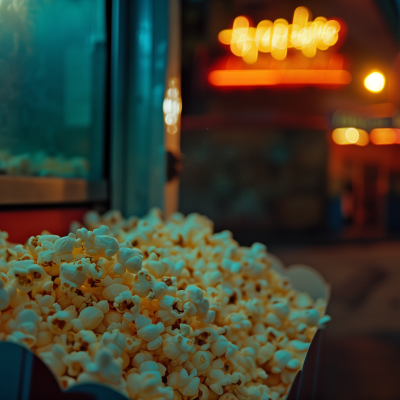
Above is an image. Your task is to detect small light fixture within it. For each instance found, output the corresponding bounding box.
[163,78,182,135]
[364,72,385,93]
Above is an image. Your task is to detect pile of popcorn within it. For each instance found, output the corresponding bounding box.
[0,150,89,178]
[0,209,330,400]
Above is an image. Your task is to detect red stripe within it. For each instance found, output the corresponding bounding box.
[0,208,89,244]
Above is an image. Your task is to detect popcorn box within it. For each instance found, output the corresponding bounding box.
[0,256,329,400]
[274,259,330,400]
[0,340,126,400]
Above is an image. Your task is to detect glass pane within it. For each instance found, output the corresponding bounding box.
[0,0,106,180]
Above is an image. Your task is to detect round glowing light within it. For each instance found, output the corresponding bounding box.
[364,72,385,93]
[345,128,359,143]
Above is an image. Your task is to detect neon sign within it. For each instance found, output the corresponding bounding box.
[218,7,341,63]
[210,7,349,87]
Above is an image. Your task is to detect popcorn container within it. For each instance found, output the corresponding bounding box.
[0,257,329,400]
[270,258,330,400]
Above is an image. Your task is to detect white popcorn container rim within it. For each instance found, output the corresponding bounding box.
[268,253,330,304]
[268,253,330,399]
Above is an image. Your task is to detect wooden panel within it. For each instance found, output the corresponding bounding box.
[0,176,107,205]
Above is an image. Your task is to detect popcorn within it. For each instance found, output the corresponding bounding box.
[100,329,127,357]
[143,259,168,278]
[163,324,194,364]
[48,308,74,334]
[190,350,211,374]
[81,346,124,387]
[36,234,79,274]
[268,350,301,385]
[102,283,130,302]
[0,209,329,400]
[6,308,42,348]
[54,233,80,262]
[198,383,210,400]
[6,330,37,348]
[209,334,238,359]
[76,226,119,260]
[127,368,174,400]
[117,245,143,274]
[40,344,68,377]
[132,350,153,368]
[125,336,142,354]
[158,295,196,327]
[60,259,90,297]
[0,150,89,178]
[0,231,8,249]
[71,330,95,352]
[8,260,51,293]
[147,281,168,301]
[27,234,60,257]
[78,306,105,330]
[8,288,30,309]
[132,270,155,298]
[104,310,123,327]
[59,376,76,390]
[36,330,54,348]
[204,368,230,396]
[0,279,10,311]
[32,280,56,300]
[64,351,91,376]
[113,291,141,321]
[167,367,200,397]
[185,285,215,323]
[135,314,165,350]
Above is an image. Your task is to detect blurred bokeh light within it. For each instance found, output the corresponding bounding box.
[364,71,386,92]
[332,128,369,146]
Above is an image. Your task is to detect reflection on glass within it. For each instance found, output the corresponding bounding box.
[0,0,106,180]
[0,150,88,178]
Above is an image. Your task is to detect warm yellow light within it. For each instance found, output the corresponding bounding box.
[357,129,369,146]
[364,72,385,93]
[218,7,341,63]
[332,128,369,146]
[345,128,359,143]
[163,78,181,134]
[332,128,348,145]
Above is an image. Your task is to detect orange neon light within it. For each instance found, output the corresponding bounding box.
[332,128,369,146]
[208,69,351,86]
[370,128,400,144]
[218,7,341,63]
